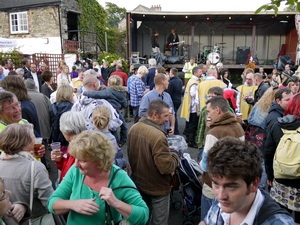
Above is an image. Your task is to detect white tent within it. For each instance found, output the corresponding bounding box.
[0,37,17,47]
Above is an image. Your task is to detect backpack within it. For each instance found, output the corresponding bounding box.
[273,128,300,179]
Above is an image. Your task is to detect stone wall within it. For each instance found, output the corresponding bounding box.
[0,6,61,38]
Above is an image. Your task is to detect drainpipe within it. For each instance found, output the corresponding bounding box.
[58,4,63,54]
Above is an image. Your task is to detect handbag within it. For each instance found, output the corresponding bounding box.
[105,168,136,225]
[29,162,56,225]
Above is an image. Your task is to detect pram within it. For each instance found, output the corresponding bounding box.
[168,136,203,225]
[178,153,203,225]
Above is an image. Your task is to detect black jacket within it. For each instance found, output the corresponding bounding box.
[264,115,300,187]
[265,102,284,133]
[166,76,183,109]
[50,101,73,146]
[246,81,269,105]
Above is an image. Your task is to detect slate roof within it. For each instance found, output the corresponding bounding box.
[0,0,61,11]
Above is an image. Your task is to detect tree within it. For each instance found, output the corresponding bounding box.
[256,0,300,14]
[104,2,126,28]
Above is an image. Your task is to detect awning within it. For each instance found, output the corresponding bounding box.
[0,37,17,47]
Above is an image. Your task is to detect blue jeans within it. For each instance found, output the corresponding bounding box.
[170,46,177,56]
[201,194,213,221]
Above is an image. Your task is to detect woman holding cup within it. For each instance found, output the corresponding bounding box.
[48,130,149,225]
[0,123,53,224]
[51,111,87,183]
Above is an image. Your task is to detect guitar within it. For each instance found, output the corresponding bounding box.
[167,41,184,49]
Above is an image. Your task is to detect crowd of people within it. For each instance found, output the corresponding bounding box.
[0,55,299,225]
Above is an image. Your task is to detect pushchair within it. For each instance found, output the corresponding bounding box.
[178,153,203,225]
[168,136,203,225]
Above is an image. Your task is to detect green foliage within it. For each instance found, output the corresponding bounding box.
[0,49,23,68]
[77,0,126,62]
[106,28,126,57]
[99,52,128,73]
[255,0,300,14]
[77,0,108,56]
[105,2,126,28]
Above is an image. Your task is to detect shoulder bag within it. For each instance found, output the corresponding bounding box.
[105,168,136,225]
[29,162,65,225]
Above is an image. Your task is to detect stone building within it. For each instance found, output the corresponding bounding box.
[0,0,98,56]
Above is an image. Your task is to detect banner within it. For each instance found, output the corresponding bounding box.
[0,37,17,47]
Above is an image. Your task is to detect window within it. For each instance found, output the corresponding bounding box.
[9,11,29,34]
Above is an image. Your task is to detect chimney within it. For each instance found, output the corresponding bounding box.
[151,4,162,11]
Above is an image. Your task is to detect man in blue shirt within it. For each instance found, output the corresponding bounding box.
[199,137,294,225]
[139,73,175,134]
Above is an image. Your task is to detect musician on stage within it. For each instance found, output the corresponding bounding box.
[151,31,160,53]
[167,29,179,56]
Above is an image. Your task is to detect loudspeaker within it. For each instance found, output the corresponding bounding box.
[236,47,250,64]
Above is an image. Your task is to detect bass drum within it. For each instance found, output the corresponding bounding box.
[207,52,220,64]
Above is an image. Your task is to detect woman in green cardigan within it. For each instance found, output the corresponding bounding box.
[48,130,149,225]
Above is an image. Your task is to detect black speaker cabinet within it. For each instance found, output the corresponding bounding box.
[236,47,250,64]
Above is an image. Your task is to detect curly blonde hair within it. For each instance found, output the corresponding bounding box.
[69,130,115,171]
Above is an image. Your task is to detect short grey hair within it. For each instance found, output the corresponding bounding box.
[84,69,98,77]
[253,72,263,80]
[148,58,157,66]
[60,111,87,135]
[137,65,149,76]
[15,68,25,76]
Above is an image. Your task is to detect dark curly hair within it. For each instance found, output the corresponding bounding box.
[207,137,263,186]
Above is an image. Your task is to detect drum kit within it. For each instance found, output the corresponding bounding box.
[198,43,225,64]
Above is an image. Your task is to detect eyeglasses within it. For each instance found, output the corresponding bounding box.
[0,190,9,201]
[3,101,21,112]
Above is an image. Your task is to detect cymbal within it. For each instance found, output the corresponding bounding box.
[218,42,226,44]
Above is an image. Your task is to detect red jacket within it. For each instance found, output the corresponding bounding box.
[55,149,75,182]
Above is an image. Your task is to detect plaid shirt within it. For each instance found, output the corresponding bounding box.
[203,194,294,225]
[130,77,146,107]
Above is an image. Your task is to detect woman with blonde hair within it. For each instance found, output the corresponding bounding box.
[0,123,53,224]
[287,76,299,95]
[247,86,280,189]
[56,60,66,76]
[47,130,149,225]
[92,105,128,169]
[57,65,72,87]
[50,84,74,153]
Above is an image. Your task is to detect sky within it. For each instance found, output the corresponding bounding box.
[96,0,281,12]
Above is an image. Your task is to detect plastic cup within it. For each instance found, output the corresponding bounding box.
[50,142,61,158]
[50,142,61,150]
[34,137,43,157]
